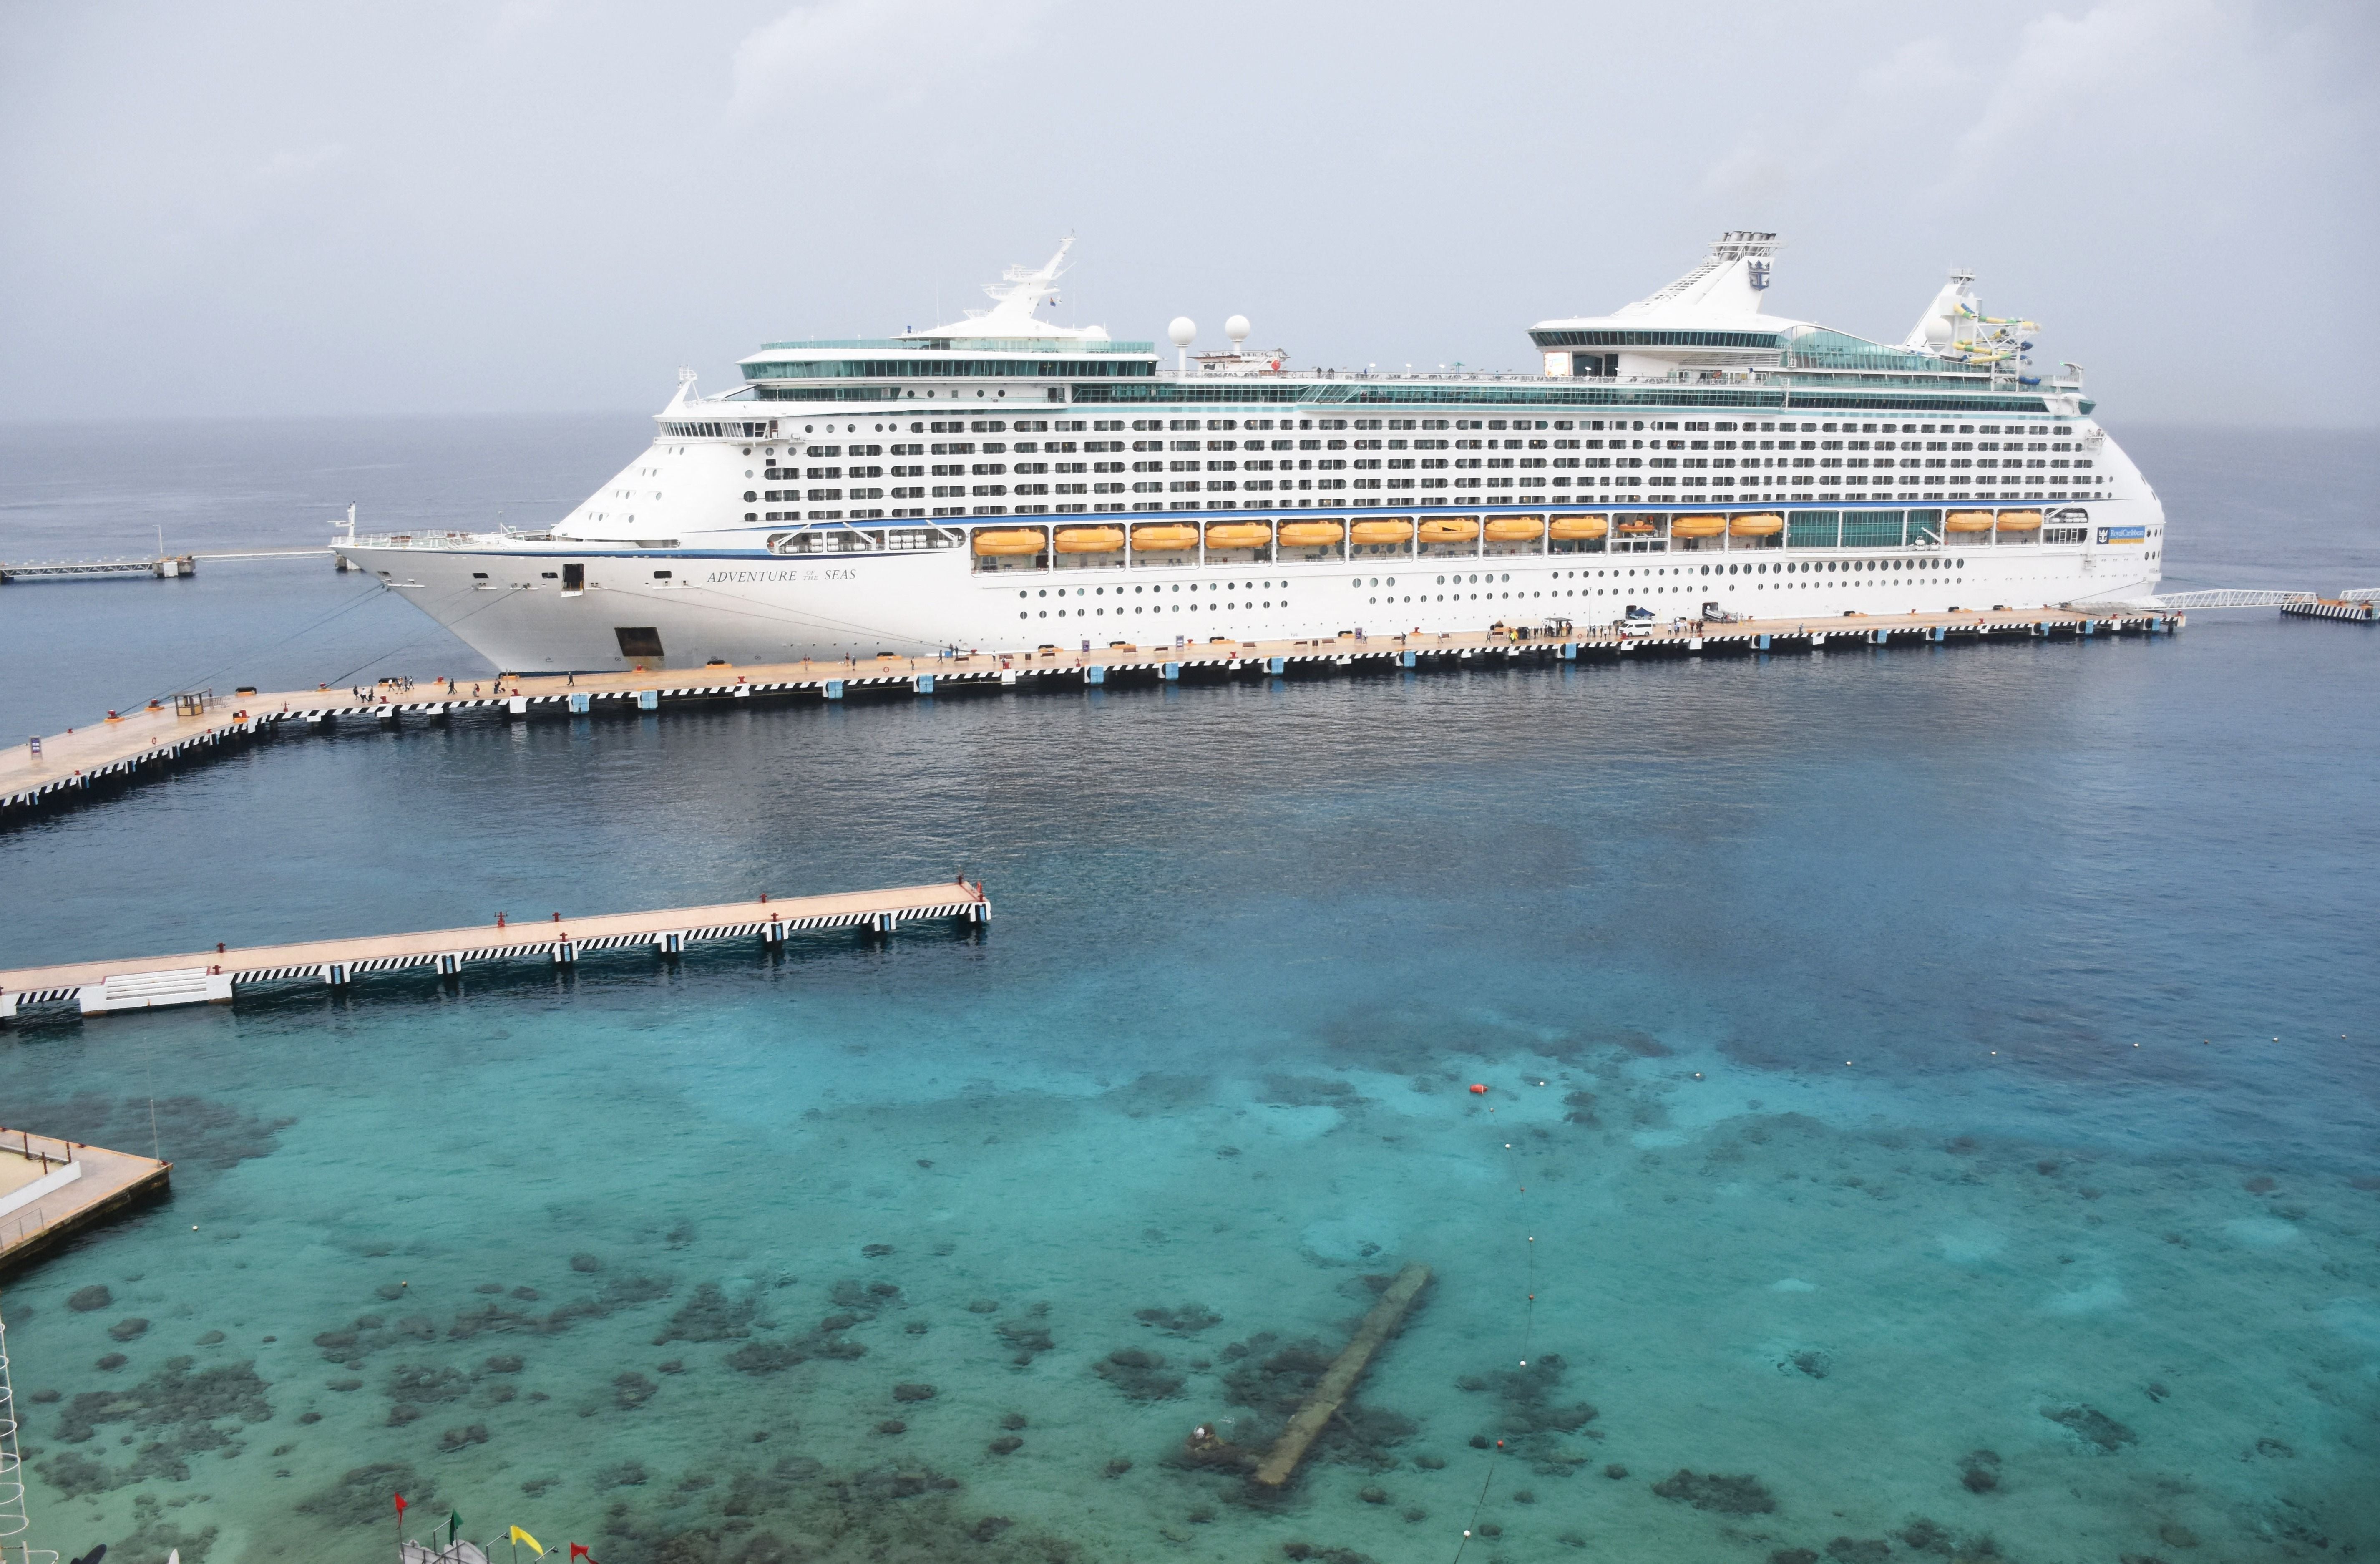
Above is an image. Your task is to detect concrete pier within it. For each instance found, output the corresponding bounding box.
[0,881,989,1024]
[0,607,2181,822]
[0,1128,171,1276]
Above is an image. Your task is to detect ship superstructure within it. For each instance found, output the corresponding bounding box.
[343,234,2164,669]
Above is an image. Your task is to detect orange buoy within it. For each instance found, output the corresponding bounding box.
[1468,1084,1487,1095]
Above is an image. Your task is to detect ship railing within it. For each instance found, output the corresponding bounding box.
[349,532,495,551]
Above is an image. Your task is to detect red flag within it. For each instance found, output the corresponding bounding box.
[395,1495,408,1515]
[569,1549,594,1564]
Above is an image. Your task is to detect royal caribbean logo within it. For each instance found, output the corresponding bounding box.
[1747,258,1772,290]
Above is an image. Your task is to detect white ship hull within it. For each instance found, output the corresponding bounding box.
[347,491,2164,673]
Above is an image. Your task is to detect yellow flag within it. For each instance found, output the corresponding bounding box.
[508,1529,544,1556]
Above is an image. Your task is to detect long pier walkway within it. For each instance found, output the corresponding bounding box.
[0,881,988,1023]
[0,1128,171,1276]
[1,607,2178,821]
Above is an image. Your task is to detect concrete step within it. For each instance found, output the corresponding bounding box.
[79,967,232,1015]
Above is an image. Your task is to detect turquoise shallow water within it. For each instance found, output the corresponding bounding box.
[1,421,2376,1564]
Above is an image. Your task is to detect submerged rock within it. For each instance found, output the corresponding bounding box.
[2044,1403,2137,1452]
[1094,1348,1184,1402]
[1651,1469,1777,1515]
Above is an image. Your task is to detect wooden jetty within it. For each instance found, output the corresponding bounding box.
[0,881,988,1024]
[0,606,2181,823]
[0,1128,171,1276]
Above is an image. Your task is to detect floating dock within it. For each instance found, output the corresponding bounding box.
[0,881,988,1024]
[1,608,2179,823]
[2280,597,2377,623]
[0,1128,172,1277]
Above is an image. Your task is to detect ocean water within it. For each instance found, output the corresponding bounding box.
[1,418,2376,1564]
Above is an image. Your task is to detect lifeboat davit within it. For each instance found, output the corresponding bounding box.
[1130,524,1200,552]
[1203,522,1272,549]
[1419,517,1479,543]
[1993,510,2043,531]
[1670,514,1726,539]
[1549,514,1608,541]
[1943,510,1997,533]
[1053,526,1125,553]
[1278,521,1346,547]
[1351,519,1414,545]
[1729,513,1785,536]
[1484,516,1545,542]
[971,528,1045,556]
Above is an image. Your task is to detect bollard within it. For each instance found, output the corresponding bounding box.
[637,688,660,710]
[824,681,843,701]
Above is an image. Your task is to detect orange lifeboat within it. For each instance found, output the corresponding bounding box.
[971,529,1045,556]
[1419,516,1480,543]
[1671,514,1726,538]
[1728,513,1785,536]
[1614,516,1661,535]
[1278,521,1346,547]
[1549,514,1608,541]
[1944,510,1997,533]
[1351,519,1414,545]
[1052,526,1125,554]
[1130,523,1200,552]
[1484,516,1545,542]
[1993,510,2043,531]
[1203,521,1273,549]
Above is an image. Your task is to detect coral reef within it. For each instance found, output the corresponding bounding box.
[1651,1469,1777,1515]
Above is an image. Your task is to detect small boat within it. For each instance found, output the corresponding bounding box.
[1483,516,1545,541]
[1549,514,1608,540]
[1993,510,2043,531]
[1052,526,1125,553]
[1728,513,1785,536]
[1351,519,1414,544]
[1943,510,1997,533]
[970,529,1045,556]
[1670,514,1726,538]
[1278,521,1346,547]
[1419,517,1479,542]
[1203,522,1273,549]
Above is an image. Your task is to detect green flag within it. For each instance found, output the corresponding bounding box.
[450,1511,463,1547]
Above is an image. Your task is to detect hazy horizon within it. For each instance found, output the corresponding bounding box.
[4,0,2375,426]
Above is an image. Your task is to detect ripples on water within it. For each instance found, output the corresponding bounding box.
[0,421,2375,1563]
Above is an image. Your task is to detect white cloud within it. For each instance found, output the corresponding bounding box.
[249,144,347,186]
[1952,0,2214,167]
[728,0,1055,123]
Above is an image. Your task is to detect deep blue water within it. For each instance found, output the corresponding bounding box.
[0,418,2375,1564]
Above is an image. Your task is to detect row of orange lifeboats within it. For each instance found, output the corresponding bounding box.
[971,509,2047,556]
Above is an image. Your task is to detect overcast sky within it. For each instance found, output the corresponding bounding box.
[3,0,2373,425]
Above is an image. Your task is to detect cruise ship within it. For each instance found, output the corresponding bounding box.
[342,234,2164,669]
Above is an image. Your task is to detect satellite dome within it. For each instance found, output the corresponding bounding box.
[1167,316,1198,347]
[1225,315,1251,345]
